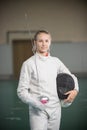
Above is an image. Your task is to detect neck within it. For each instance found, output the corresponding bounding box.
[37,51,49,56]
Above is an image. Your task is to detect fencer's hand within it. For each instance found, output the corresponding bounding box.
[28,94,45,111]
[34,104,44,111]
[64,89,78,103]
[34,103,45,111]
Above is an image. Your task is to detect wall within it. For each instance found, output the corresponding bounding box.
[0,44,13,75]
[51,42,87,74]
[0,0,87,44]
[0,42,87,77]
[0,0,87,77]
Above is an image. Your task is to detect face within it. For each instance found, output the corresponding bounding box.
[34,33,51,55]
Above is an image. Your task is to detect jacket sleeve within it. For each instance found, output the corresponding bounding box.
[59,60,79,92]
[17,62,45,111]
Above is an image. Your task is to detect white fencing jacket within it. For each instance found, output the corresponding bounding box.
[17,52,79,110]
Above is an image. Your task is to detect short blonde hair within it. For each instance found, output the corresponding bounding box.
[34,30,51,41]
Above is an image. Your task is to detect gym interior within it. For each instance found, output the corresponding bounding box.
[0,0,87,130]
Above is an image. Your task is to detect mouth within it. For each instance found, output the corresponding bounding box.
[41,46,47,50]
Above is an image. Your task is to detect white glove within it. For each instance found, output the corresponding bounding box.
[29,98,45,111]
[60,100,72,108]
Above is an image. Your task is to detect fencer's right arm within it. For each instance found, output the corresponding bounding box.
[17,62,45,111]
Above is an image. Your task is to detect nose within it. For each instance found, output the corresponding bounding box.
[42,41,46,46]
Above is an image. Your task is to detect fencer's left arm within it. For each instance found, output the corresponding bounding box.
[59,60,79,92]
[59,60,79,102]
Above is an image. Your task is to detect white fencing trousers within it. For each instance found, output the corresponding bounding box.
[29,105,61,130]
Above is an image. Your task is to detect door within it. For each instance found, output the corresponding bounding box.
[12,39,33,79]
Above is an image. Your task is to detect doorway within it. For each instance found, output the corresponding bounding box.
[12,39,33,79]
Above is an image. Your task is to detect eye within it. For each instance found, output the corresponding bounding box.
[45,40,49,42]
[38,40,43,42]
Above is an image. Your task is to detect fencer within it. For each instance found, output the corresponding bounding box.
[17,30,79,130]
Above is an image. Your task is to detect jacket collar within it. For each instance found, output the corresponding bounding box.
[35,52,50,61]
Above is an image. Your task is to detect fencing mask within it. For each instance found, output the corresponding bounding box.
[56,73,75,107]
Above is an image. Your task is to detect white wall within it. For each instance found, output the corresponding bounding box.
[0,42,87,76]
[0,44,13,75]
[51,42,87,73]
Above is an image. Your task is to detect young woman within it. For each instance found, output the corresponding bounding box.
[17,30,79,130]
